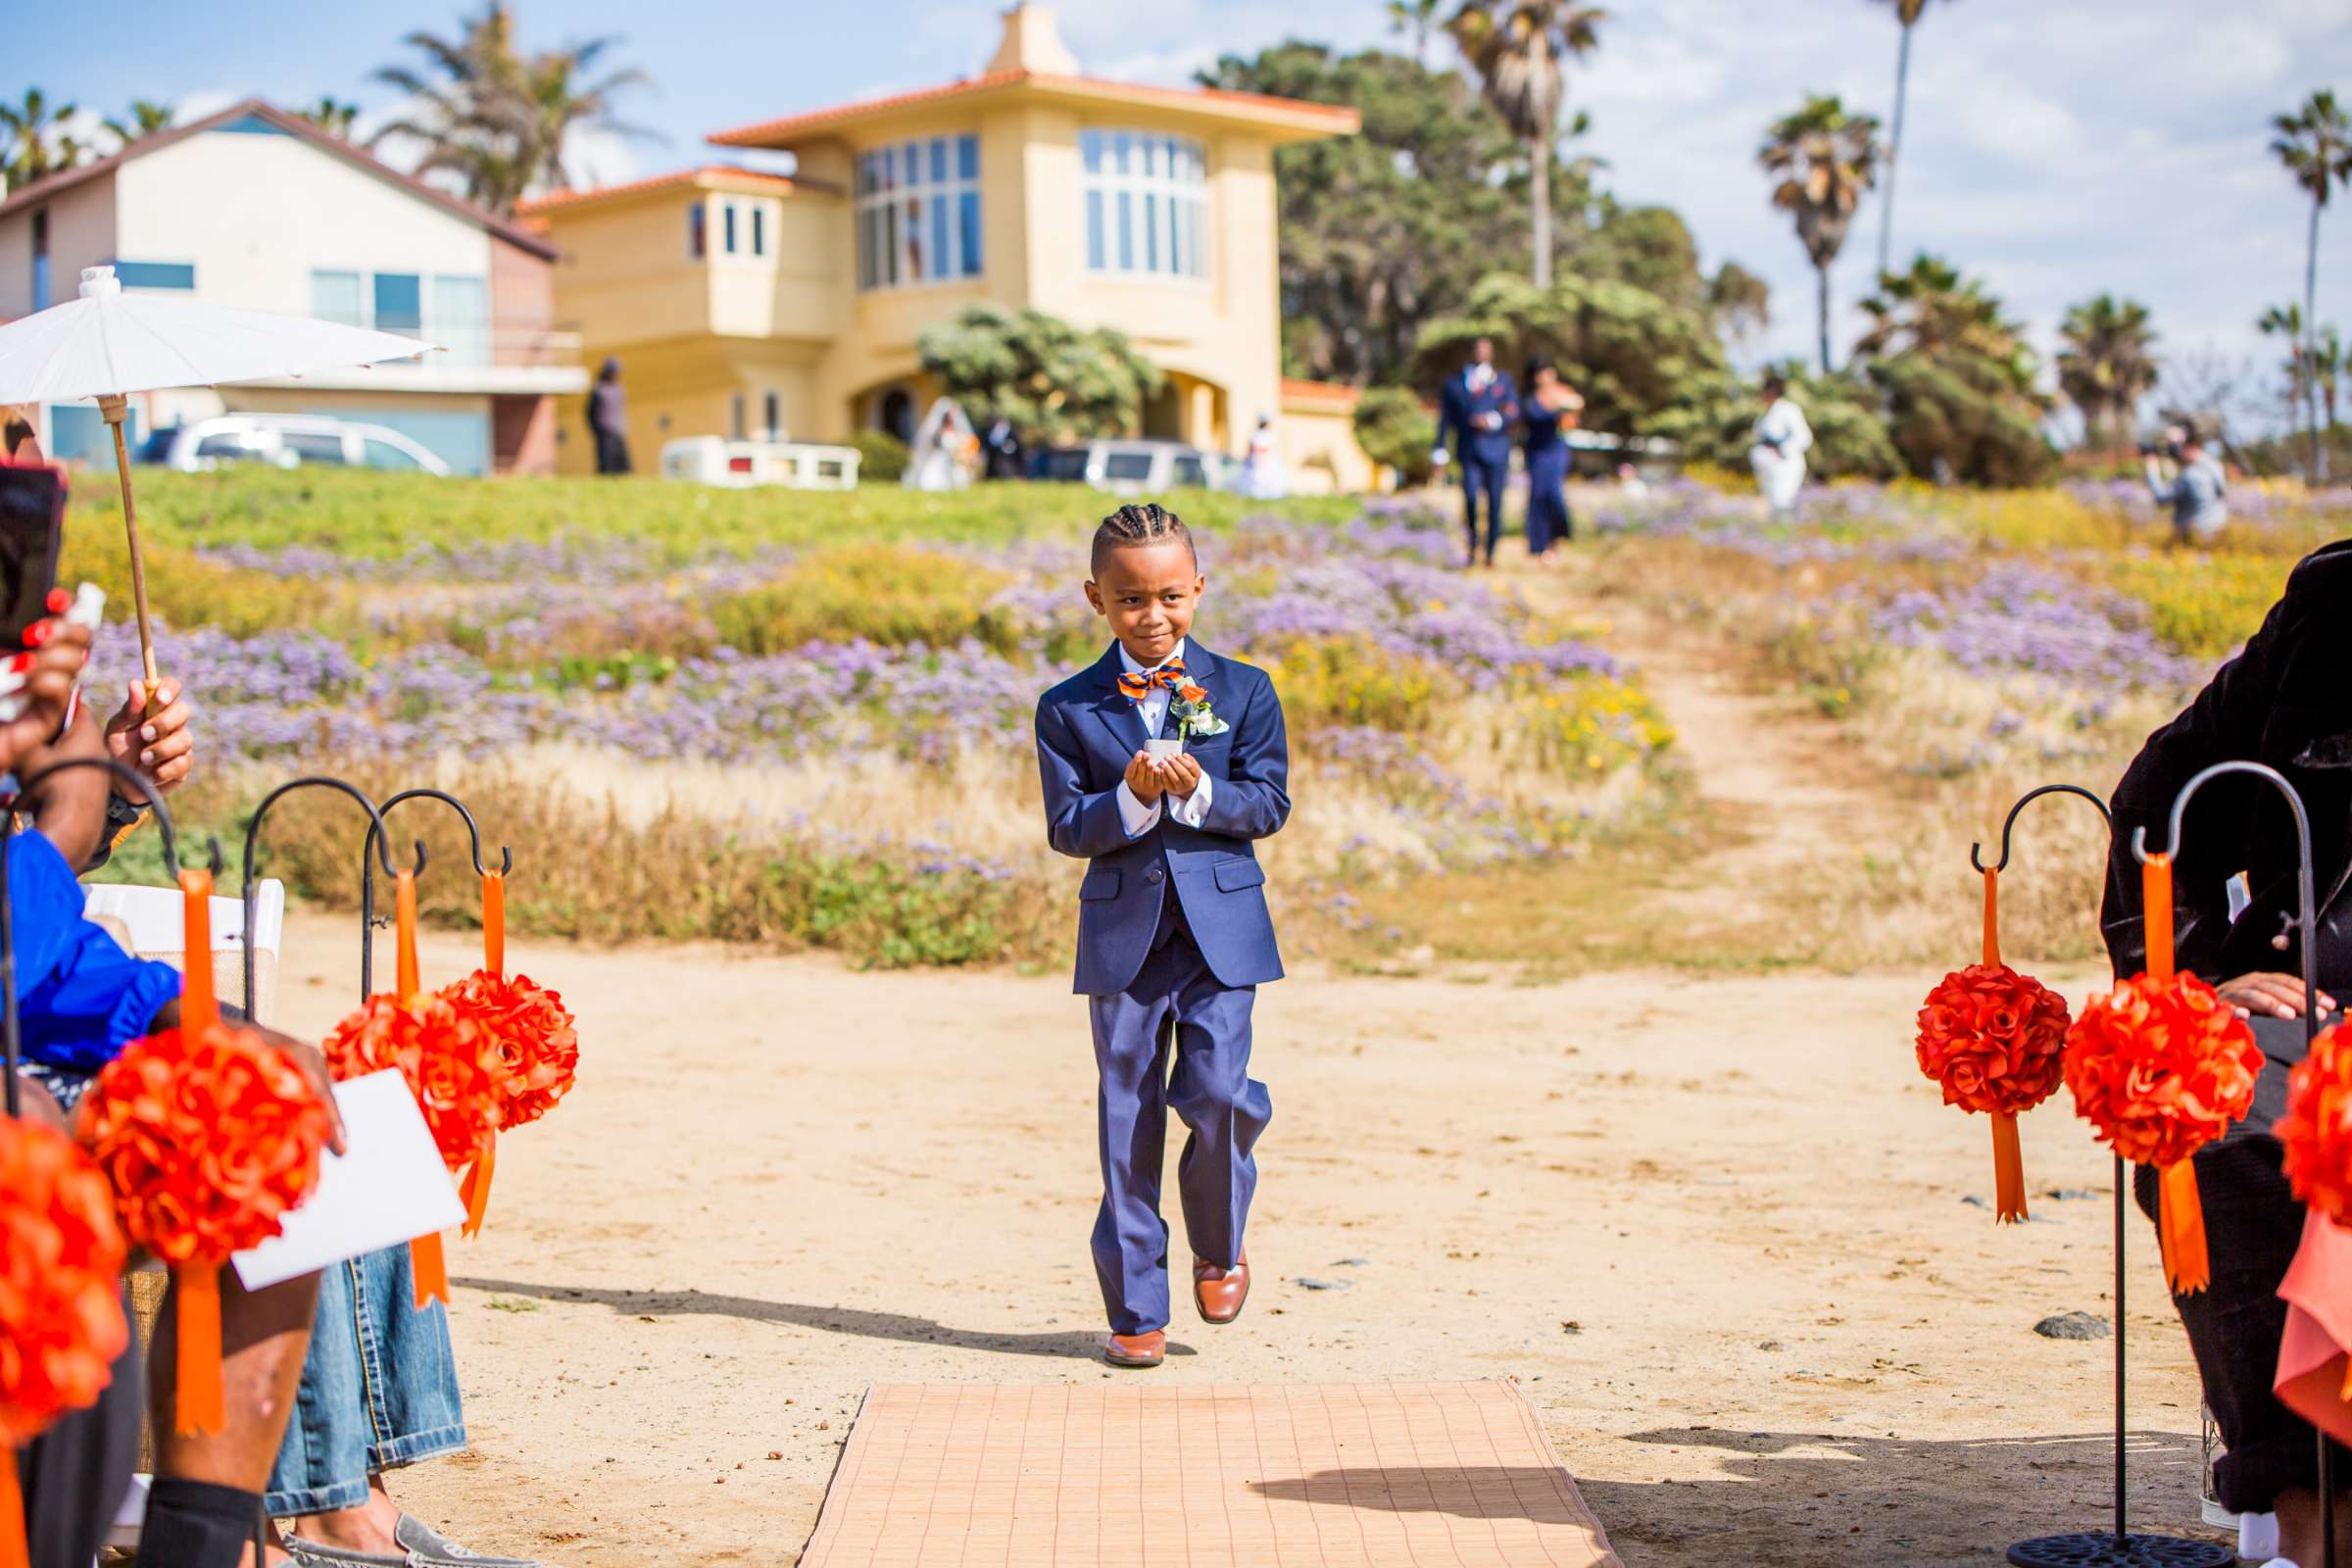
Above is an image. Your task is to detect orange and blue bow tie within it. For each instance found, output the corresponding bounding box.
[1117,658,1186,704]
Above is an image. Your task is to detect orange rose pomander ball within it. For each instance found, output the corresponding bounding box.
[1914,869,2072,1221]
[2062,877,2263,1298]
[0,1116,129,1568]
[435,969,577,1237]
[322,994,501,1174]
[2280,1022,2352,1230]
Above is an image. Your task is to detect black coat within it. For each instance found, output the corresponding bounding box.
[2102,539,2352,981]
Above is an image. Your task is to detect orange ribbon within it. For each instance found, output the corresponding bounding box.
[2142,853,2214,1293]
[0,1442,25,1568]
[172,873,229,1433]
[1981,867,2030,1224]
[481,868,505,978]
[459,868,508,1241]
[459,1138,495,1240]
[173,1262,224,1435]
[391,869,451,1303]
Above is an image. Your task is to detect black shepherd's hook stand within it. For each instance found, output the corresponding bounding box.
[2130,761,2331,1568]
[0,758,197,1117]
[357,788,509,1003]
[1967,786,2231,1567]
[240,777,419,1027]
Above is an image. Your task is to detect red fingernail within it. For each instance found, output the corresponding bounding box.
[8,654,27,672]
[24,621,50,646]
[43,590,67,613]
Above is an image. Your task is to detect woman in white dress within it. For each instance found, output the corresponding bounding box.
[1748,372,1812,519]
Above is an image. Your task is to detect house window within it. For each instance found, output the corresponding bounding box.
[762,390,781,440]
[722,202,738,256]
[373,273,423,336]
[312,270,364,326]
[752,205,766,258]
[111,261,195,290]
[729,393,747,440]
[689,202,706,259]
[309,269,478,355]
[855,133,981,291]
[1081,130,1207,281]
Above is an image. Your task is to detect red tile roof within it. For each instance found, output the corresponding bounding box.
[514,165,813,217]
[709,70,1358,148]
[0,98,557,259]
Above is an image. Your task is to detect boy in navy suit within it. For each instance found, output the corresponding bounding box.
[1034,503,1291,1368]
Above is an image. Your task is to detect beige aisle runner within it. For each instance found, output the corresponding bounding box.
[799,1380,1622,1567]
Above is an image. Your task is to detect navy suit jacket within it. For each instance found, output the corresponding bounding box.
[1035,642,1290,996]
[1439,368,1520,468]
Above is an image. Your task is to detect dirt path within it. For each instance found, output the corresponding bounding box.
[270,914,2223,1568]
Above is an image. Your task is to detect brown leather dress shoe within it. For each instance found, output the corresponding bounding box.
[1194,1250,1250,1325]
[1104,1330,1165,1368]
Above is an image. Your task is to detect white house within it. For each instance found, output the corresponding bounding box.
[0,99,585,475]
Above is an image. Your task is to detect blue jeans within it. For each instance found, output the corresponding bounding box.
[266,1244,466,1515]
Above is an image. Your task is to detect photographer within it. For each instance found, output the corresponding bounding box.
[2144,421,2229,545]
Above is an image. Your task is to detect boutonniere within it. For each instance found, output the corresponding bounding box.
[1168,680,1228,739]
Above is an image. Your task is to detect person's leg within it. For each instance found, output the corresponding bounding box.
[1457,459,1481,566]
[274,1245,475,1558]
[19,1283,142,1568]
[147,1268,321,1568]
[1090,985,1177,1337]
[1480,461,1507,565]
[1167,963,1269,1275]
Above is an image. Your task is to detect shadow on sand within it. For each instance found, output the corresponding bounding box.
[1249,1425,2226,1568]
[450,1275,1195,1360]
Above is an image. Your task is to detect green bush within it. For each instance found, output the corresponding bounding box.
[709,544,1014,653]
[849,430,910,484]
[1351,386,1439,486]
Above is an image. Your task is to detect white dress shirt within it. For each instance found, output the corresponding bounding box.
[1114,640,1216,838]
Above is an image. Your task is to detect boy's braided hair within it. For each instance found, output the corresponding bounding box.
[1091,502,1198,575]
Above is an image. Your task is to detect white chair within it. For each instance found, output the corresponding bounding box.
[83,877,284,1021]
[83,878,284,1553]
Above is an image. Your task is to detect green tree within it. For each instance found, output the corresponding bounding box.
[1387,0,1446,65]
[1854,254,2052,484]
[372,3,657,214]
[0,90,89,193]
[1870,0,1947,278]
[1446,0,1608,287]
[2271,90,2351,478]
[1415,270,1726,439]
[2260,300,2314,443]
[1350,386,1441,484]
[2315,324,2344,435]
[916,303,1164,446]
[1760,95,1881,375]
[1650,361,1900,481]
[102,99,174,148]
[2056,294,2159,453]
[295,98,364,140]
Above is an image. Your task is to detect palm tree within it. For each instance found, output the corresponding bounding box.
[1387,0,1445,65]
[2261,301,2315,447]
[1869,0,1946,279]
[1447,0,1608,287]
[2313,324,2344,436]
[0,89,86,193]
[295,98,363,141]
[1760,94,1882,374]
[102,99,174,149]
[2056,294,2159,453]
[372,3,655,214]
[2271,90,2352,478]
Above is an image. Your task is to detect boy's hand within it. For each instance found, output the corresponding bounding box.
[1159,752,1204,801]
[1123,751,1165,806]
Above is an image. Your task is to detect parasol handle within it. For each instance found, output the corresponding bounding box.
[98,396,162,711]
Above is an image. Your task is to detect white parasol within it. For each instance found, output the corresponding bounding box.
[0,265,440,704]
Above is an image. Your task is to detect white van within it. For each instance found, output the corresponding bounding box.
[139,415,448,475]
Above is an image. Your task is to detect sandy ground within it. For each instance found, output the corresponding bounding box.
[266,918,2228,1568]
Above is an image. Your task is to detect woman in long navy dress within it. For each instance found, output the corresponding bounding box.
[1521,361,1582,562]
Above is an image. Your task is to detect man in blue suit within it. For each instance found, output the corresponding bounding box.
[1034,502,1291,1369]
[1435,335,1520,567]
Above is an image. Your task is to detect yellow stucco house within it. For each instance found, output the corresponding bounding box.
[521,5,1367,486]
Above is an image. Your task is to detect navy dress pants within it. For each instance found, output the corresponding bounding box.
[1460,455,1508,564]
[1088,906,1270,1336]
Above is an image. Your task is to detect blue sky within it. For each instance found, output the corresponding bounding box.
[19,0,2352,424]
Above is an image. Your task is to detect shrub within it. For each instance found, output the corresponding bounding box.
[60,526,346,640]
[709,545,1013,654]
[1519,674,1674,774]
[849,431,910,484]
[1351,387,1439,487]
[2106,556,2288,660]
